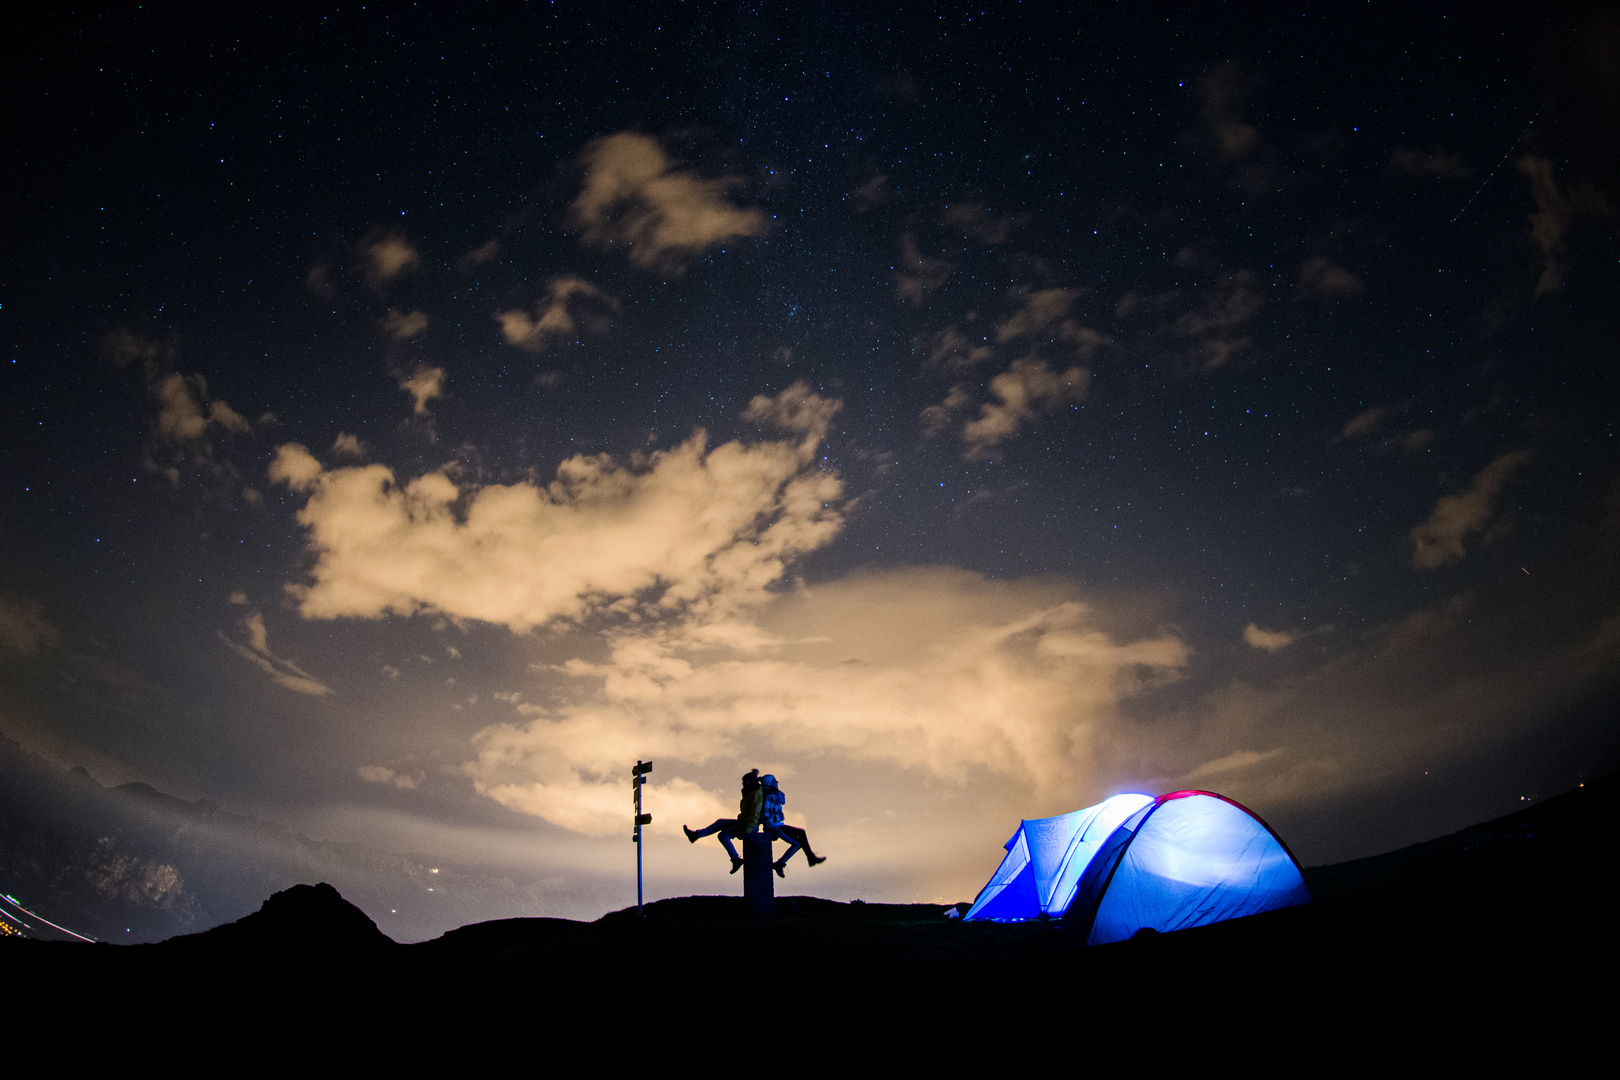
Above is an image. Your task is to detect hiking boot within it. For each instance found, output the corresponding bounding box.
[807,854,827,867]
[683,825,698,843]
[729,856,745,874]
[772,860,787,878]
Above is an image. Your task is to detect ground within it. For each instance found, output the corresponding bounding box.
[9,777,1614,1066]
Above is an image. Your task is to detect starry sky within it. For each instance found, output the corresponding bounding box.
[4,4,1619,922]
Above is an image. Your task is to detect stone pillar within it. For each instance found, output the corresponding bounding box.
[742,830,774,921]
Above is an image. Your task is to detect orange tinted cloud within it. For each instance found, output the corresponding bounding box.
[397,366,445,416]
[572,132,767,270]
[1243,623,1297,651]
[1410,450,1533,569]
[496,276,617,352]
[893,233,953,303]
[269,384,844,632]
[961,358,1089,458]
[1518,155,1612,297]
[359,231,421,288]
[466,567,1188,835]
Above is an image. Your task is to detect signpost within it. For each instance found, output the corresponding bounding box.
[631,760,652,917]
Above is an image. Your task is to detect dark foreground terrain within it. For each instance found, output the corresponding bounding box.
[10,777,1616,1066]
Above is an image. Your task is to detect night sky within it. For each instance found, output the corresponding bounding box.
[4,4,1619,926]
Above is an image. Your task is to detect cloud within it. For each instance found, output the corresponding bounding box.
[1298,256,1363,299]
[153,373,249,441]
[1337,405,1431,454]
[1113,289,1165,320]
[1171,246,1210,269]
[458,239,500,270]
[465,567,1188,836]
[1174,271,1264,370]
[205,395,250,435]
[1243,624,1297,652]
[469,769,731,838]
[358,765,419,790]
[996,288,1110,361]
[220,613,333,696]
[106,329,251,444]
[1163,564,1620,825]
[571,132,767,271]
[1388,147,1472,179]
[1388,429,1434,453]
[1340,405,1392,441]
[893,233,952,303]
[1182,747,1285,782]
[106,329,261,498]
[851,174,890,212]
[398,366,446,417]
[962,358,1089,459]
[332,432,365,460]
[923,326,992,375]
[102,326,163,370]
[359,231,421,287]
[496,277,619,353]
[0,596,61,656]
[383,309,428,340]
[268,443,323,492]
[920,291,1101,453]
[269,383,844,632]
[305,262,335,304]
[920,384,972,438]
[1118,266,1265,372]
[1410,450,1533,569]
[1196,64,1280,194]
[1518,155,1613,297]
[742,380,843,453]
[945,202,1021,244]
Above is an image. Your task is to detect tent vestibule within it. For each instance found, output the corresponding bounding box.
[962,793,1153,922]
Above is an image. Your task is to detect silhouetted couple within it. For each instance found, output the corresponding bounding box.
[684,769,826,877]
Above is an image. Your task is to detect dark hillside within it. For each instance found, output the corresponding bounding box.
[8,776,1616,1065]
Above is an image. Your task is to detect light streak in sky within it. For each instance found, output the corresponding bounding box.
[1451,103,1544,225]
[0,891,98,943]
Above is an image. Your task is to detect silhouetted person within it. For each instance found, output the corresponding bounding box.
[761,773,826,877]
[683,770,764,874]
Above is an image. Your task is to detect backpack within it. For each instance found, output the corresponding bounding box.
[762,784,786,826]
[737,784,764,831]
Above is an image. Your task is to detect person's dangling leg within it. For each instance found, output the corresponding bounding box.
[768,824,801,877]
[685,818,745,872]
[684,817,736,842]
[780,824,825,867]
[718,823,745,873]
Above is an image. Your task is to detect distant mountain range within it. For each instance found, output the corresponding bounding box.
[0,732,569,943]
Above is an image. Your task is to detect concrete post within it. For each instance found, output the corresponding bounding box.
[742,830,774,921]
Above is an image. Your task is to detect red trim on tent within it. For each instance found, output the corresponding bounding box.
[1155,790,1307,877]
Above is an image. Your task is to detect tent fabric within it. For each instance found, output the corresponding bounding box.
[1062,790,1311,946]
[961,828,1037,922]
[963,794,1153,922]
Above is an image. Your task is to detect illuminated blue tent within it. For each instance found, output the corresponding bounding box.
[963,794,1154,922]
[1062,790,1311,945]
